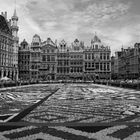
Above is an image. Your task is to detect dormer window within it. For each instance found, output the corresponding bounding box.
[95,45,98,49]
[23,44,26,49]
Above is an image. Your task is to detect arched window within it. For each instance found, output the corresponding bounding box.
[95,45,98,49]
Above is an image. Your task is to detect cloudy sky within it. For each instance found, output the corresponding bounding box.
[1,0,140,54]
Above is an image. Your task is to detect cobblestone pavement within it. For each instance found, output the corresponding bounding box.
[1,84,140,139]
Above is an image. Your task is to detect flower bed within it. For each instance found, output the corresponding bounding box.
[23,84,140,124]
[0,85,58,116]
[0,84,140,139]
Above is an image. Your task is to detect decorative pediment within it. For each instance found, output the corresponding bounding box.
[46,37,55,46]
[42,43,56,50]
[59,39,67,45]
[42,37,56,49]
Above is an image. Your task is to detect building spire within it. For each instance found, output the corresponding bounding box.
[13,0,17,17]
[13,8,17,17]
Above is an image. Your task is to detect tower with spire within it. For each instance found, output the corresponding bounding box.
[11,8,19,81]
[11,9,19,39]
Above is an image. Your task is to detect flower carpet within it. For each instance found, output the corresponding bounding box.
[1,83,140,139]
[0,84,61,122]
[23,84,140,123]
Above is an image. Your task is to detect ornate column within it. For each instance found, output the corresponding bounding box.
[14,70,16,81]
[10,70,12,79]
[16,69,18,81]
[6,69,8,77]
[106,62,108,71]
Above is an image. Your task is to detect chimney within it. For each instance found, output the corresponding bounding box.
[5,12,7,19]
[1,12,4,16]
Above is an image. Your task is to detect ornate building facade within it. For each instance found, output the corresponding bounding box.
[118,44,140,79]
[84,35,111,80]
[69,39,84,80]
[18,34,111,81]
[111,51,122,79]
[40,38,57,81]
[111,43,140,80]
[56,40,70,80]
[18,39,30,82]
[30,34,41,82]
[0,11,19,81]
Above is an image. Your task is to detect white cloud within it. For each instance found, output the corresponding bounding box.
[1,0,138,55]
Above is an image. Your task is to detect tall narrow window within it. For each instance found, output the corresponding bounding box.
[42,55,46,61]
[107,63,110,71]
[88,54,91,60]
[107,53,110,60]
[104,53,106,60]
[96,63,99,70]
[100,63,102,70]
[85,54,87,59]
[100,53,102,59]
[47,56,50,61]
[92,53,94,59]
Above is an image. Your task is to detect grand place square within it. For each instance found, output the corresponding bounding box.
[1,0,140,140]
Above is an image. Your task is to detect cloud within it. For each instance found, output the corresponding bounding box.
[1,0,138,55]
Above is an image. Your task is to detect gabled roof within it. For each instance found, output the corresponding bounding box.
[46,37,56,46]
[0,15,12,35]
[42,38,57,49]
[20,39,28,46]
